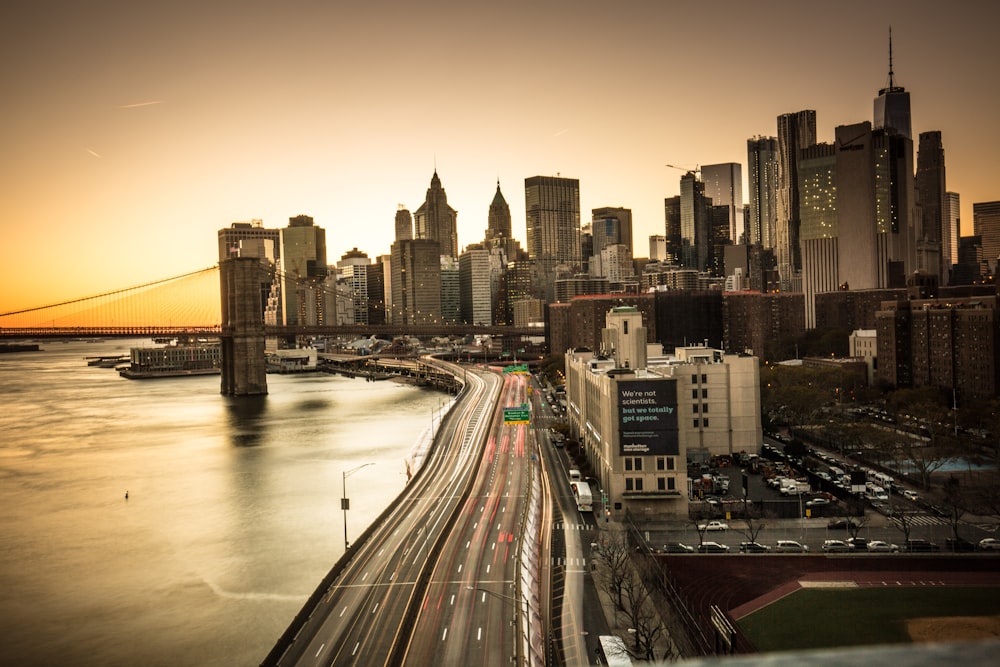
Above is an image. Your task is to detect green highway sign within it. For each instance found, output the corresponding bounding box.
[503,407,531,424]
[503,363,529,374]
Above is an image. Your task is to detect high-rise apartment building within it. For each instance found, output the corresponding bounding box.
[776,110,817,290]
[280,215,328,327]
[973,201,1000,274]
[525,175,581,300]
[915,131,947,282]
[747,136,778,249]
[414,171,458,258]
[798,143,838,328]
[702,163,744,244]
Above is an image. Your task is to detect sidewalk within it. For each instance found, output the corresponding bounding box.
[590,517,682,663]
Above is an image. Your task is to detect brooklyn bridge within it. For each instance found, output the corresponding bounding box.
[1,260,541,395]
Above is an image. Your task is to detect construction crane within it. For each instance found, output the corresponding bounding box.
[666,163,700,176]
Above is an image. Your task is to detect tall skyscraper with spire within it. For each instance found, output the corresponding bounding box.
[873,28,911,139]
[414,170,458,258]
[486,181,512,241]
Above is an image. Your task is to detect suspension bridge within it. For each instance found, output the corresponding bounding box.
[0,265,537,340]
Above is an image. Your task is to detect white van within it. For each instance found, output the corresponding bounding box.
[569,468,581,481]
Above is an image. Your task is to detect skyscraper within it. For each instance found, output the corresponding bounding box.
[915,131,946,282]
[395,206,413,241]
[486,181,512,241]
[591,207,634,274]
[679,171,709,271]
[663,196,681,265]
[973,201,1000,274]
[525,175,581,300]
[280,214,327,326]
[414,170,458,258]
[798,143,838,328]
[747,136,778,249]
[776,110,817,291]
[835,121,916,291]
[702,163,744,244]
[389,238,442,324]
[873,29,912,140]
[944,191,960,271]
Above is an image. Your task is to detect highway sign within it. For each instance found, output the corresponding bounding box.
[503,407,530,424]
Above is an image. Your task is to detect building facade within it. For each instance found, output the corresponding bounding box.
[565,307,761,518]
[525,175,582,301]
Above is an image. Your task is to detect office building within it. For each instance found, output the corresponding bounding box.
[945,192,960,272]
[702,163,744,244]
[525,175,582,301]
[663,196,681,265]
[798,143,838,328]
[458,245,494,326]
[389,238,442,325]
[776,110,817,290]
[565,307,761,518]
[336,248,372,325]
[873,30,912,140]
[414,170,458,259]
[280,215,328,327]
[973,201,1000,274]
[218,220,282,326]
[395,206,413,241]
[486,180,512,242]
[679,171,710,271]
[915,131,947,283]
[747,136,778,250]
[649,235,667,262]
[835,121,916,291]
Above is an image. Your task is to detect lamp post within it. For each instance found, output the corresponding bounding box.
[342,462,374,551]
[467,585,529,665]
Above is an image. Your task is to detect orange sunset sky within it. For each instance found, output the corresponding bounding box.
[3,0,999,314]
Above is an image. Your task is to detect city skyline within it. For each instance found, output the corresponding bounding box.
[3,0,1000,311]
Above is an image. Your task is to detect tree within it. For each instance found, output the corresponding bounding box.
[941,476,968,544]
[592,531,632,613]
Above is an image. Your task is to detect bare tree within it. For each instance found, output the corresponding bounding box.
[941,476,968,544]
[592,531,632,613]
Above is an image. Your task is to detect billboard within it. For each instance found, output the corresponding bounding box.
[617,379,679,456]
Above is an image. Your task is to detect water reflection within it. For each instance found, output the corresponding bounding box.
[225,395,268,447]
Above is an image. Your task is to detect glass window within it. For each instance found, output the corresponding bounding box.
[625,478,634,491]
[657,477,666,491]
[667,457,676,471]
[656,457,665,471]
[668,477,676,490]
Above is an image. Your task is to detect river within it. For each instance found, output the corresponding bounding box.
[0,339,447,666]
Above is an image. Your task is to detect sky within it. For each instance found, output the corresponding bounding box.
[3,0,1000,313]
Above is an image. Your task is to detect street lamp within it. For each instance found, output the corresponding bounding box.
[342,462,374,551]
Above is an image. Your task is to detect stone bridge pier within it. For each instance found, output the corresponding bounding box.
[220,257,268,396]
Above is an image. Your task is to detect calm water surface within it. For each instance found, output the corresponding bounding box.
[0,340,445,666]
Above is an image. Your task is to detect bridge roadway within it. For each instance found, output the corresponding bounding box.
[269,362,550,666]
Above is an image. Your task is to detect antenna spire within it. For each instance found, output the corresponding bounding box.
[888,26,895,89]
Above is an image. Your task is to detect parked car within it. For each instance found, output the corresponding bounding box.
[775,540,809,553]
[827,518,858,531]
[978,538,1000,552]
[846,537,869,551]
[806,498,831,508]
[739,541,772,553]
[697,520,729,532]
[903,538,940,552]
[661,542,695,554]
[698,541,731,553]
[821,539,850,553]
[866,540,899,553]
[945,537,977,552]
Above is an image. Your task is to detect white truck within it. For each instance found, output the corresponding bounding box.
[571,480,593,512]
[780,478,811,496]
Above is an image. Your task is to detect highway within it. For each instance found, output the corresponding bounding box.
[402,370,548,665]
[269,362,561,666]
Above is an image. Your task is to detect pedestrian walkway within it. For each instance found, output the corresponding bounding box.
[589,518,682,663]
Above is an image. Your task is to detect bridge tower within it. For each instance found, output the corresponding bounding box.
[220,257,268,396]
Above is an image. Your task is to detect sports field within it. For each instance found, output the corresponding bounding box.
[738,586,1000,651]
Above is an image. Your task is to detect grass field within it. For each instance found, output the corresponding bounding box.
[738,586,1000,652]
